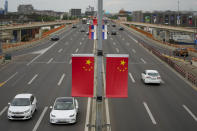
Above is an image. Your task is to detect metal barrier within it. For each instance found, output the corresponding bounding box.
[135,35,197,86]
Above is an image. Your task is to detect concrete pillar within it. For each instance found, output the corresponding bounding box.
[38,28,42,39]
[164,30,170,42]
[152,28,158,39]
[17,30,21,42]
[50,26,55,30]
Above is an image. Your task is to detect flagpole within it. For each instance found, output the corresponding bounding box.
[96,0,103,130]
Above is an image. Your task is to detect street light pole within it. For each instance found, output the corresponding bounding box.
[96,0,103,131]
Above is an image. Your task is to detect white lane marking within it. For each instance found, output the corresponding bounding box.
[126,42,130,46]
[47,58,53,64]
[161,80,165,84]
[28,74,38,85]
[132,49,136,53]
[27,42,58,66]
[122,38,125,41]
[58,73,65,86]
[5,72,18,83]
[80,42,82,45]
[143,102,157,125]
[116,48,119,53]
[69,59,72,64]
[84,98,91,131]
[113,42,116,45]
[183,105,197,121]
[129,72,136,83]
[128,35,138,43]
[58,48,63,53]
[110,37,113,40]
[75,48,79,53]
[0,106,8,116]
[32,107,48,131]
[82,38,85,41]
[141,58,147,64]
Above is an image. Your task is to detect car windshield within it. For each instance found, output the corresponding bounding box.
[11,98,30,106]
[54,102,74,110]
[148,72,159,77]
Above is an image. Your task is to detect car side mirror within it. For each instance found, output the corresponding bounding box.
[50,106,53,109]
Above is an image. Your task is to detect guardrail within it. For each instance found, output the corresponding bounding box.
[137,36,197,86]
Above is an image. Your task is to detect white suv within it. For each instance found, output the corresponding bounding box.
[7,93,37,120]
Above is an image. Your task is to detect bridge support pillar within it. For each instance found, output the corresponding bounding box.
[38,28,42,39]
[17,30,21,42]
[164,30,170,42]
[50,26,55,30]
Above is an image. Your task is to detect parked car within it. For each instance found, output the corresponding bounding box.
[50,97,79,124]
[141,70,161,84]
[112,24,116,27]
[173,48,188,56]
[80,28,85,32]
[111,30,117,35]
[50,35,59,41]
[7,94,37,120]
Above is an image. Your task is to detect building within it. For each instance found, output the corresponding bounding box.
[69,9,81,17]
[85,5,95,16]
[132,10,196,27]
[0,8,5,15]
[4,0,8,14]
[17,4,34,14]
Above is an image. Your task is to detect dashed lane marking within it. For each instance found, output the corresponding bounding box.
[69,59,72,64]
[0,106,8,116]
[183,105,197,122]
[143,102,157,125]
[47,58,53,64]
[75,48,79,53]
[141,58,147,64]
[129,72,136,83]
[132,49,136,53]
[58,49,63,53]
[0,72,18,87]
[115,48,119,52]
[28,74,38,85]
[57,73,65,86]
[32,107,48,131]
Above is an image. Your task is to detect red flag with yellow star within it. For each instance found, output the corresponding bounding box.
[72,54,94,97]
[106,54,129,98]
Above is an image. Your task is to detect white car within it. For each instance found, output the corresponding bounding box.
[7,94,37,120]
[50,97,79,124]
[141,70,161,84]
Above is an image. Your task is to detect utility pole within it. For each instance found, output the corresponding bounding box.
[177,0,180,26]
[96,0,103,131]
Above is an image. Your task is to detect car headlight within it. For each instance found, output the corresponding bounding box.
[51,114,56,118]
[69,114,75,117]
[24,109,30,113]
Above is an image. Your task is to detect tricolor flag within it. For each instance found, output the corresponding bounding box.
[89,25,97,40]
[106,54,129,98]
[102,25,107,40]
[72,54,94,97]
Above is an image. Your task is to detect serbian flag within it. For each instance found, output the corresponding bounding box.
[102,25,107,40]
[89,25,97,40]
[72,54,94,97]
[106,54,129,98]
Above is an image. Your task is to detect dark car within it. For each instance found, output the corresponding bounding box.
[80,28,85,32]
[111,30,117,35]
[119,27,124,31]
[173,48,188,56]
[72,25,77,28]
[112,24,116,27]
[50,35,59,41]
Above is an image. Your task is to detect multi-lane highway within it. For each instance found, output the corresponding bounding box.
[0,24,93,131]
[105,24,197,131]
[0,22,197,131]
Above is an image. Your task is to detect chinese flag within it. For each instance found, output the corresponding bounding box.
[106,54,129,98]
[72,54,94,97]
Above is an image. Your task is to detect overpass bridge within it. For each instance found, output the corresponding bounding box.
[0,20,77,43]
[119,21,197,44]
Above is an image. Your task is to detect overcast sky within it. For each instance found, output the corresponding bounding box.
[0,0,197,13]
